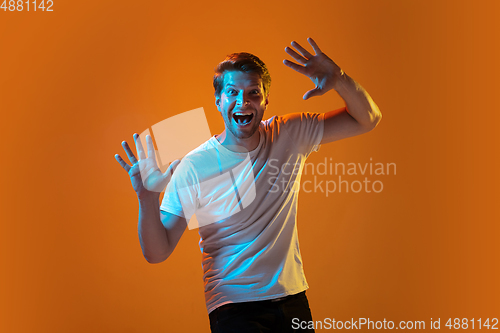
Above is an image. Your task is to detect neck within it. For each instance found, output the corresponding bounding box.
[215,130,260,153]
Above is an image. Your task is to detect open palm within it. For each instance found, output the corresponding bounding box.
[283,37,343,100]
[115,134,180,198]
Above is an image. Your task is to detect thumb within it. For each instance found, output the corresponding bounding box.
[303,87,322,100]
[163,159,181,180]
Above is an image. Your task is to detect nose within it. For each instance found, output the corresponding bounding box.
[236,91,250,106]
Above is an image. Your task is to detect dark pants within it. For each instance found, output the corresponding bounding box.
[209,291,315,333]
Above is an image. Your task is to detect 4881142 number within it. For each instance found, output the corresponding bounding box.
[445,318,498,330]
[1,0,53,11]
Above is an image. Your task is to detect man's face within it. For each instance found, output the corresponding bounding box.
[216,71,268,143]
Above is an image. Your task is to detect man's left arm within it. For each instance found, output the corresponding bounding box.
[284,38,382,144]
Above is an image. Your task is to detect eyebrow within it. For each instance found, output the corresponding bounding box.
[225,84,261,88]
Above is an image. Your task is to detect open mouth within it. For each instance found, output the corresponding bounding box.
[233,113,254,126]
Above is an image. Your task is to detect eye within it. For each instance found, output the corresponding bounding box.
[250,89,260,95]
[227,89,237,95]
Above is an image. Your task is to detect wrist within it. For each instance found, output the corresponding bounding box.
[137,190,161,202]
[332,69,350,93]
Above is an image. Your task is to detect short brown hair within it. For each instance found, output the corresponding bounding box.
[213,52,271,98]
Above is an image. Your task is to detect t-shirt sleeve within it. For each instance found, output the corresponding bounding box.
[160,159,198,221]
[279,112,325,155]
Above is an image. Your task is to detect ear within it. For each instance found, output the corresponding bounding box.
[215,97,221,112]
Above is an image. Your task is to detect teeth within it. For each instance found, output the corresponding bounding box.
[235,116,251,125]
[233,112,253,126]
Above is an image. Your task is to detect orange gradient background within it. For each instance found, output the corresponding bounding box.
[1,0,499,332]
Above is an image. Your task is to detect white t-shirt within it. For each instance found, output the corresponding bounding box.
[160,112,324,313]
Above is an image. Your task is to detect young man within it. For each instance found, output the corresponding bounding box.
[115,38,382,332]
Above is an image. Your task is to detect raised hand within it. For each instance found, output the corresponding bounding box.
[115,133,180,199]
[283,37,344,100]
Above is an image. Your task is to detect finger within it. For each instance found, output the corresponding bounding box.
[283,59,307,76]
[285,46,307,65]
[114,154,131,172]
[170,159,181,173]
[307,37,322,55]
[121,140,138,165]
[146,135,155,160]
[291,40,314,59]
[134,133,147,160]
[303,87,323,100]
[163,159,181,181]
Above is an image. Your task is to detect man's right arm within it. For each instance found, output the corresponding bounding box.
[115,133,185,264]
[138,193,187,263]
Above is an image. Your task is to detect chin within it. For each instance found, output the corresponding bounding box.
[231,126,259,140]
